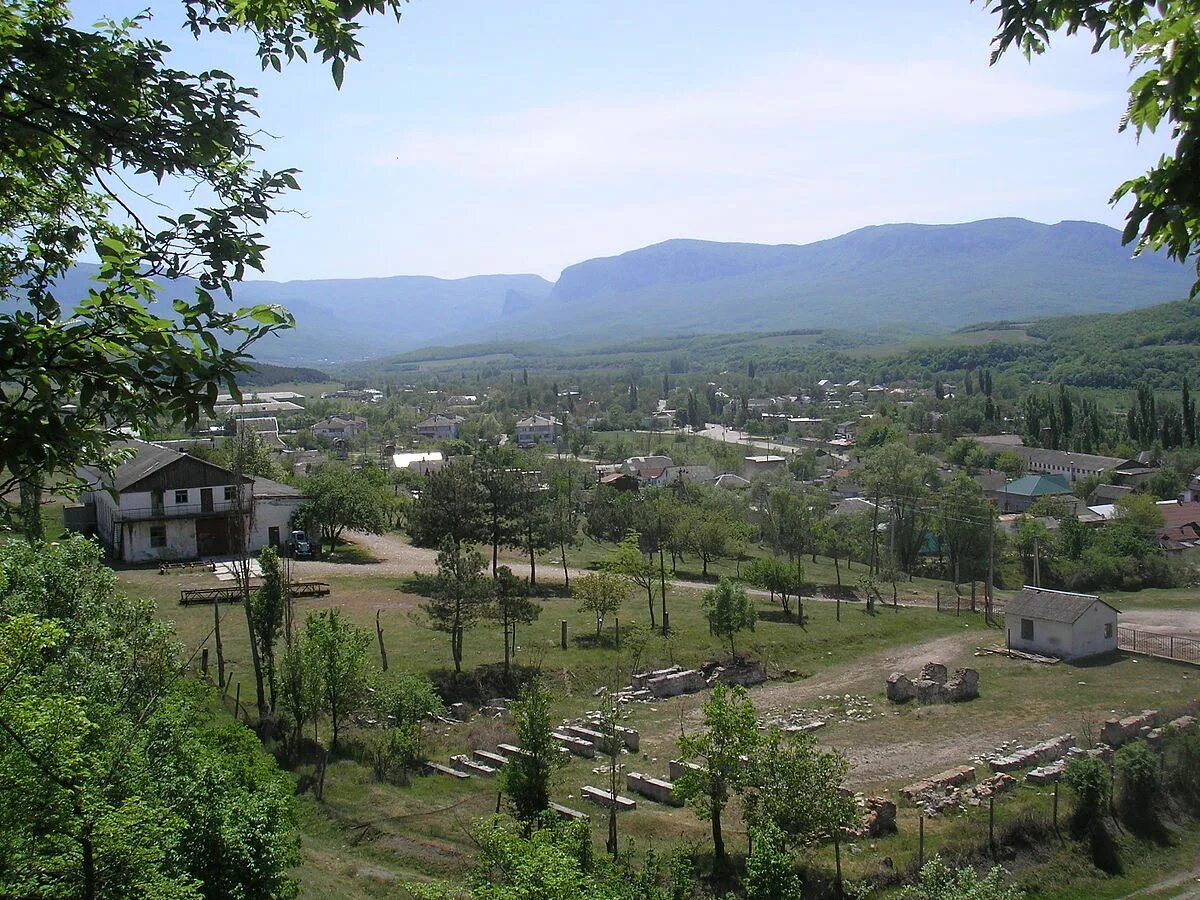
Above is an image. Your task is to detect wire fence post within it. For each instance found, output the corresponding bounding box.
[1053,781,1060,839]
[918,814,925,871]
[989,793,995,860]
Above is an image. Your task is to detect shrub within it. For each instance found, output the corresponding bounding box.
[898,857,1023,899]
[1115,742,1162,830]
[1164,726,1200,810]
[369,725,423,784]
[1064,756,1109,829]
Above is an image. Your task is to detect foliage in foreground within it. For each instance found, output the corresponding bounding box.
[899,856,1023,900]
[0,537,299,898]
[405,817,696,900]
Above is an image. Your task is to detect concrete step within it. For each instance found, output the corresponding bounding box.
[450,755,497,778]
[473,749,508,768]
[581,785,637,811]
[564,725,614,754]
[668,759,703,781]
[626,772,680,806]
[425,762,471,779]
[553,732,596,758]
[496,743,533,760]
[550,801,590,821]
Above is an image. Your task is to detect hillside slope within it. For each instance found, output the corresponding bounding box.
[50,266,554,364]
[48,218,1191,364]
[485,218,1192,343]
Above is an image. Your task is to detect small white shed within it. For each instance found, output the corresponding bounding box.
[1004,586,1120,660]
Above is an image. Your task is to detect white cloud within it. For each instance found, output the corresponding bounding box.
[377,55,1109,183]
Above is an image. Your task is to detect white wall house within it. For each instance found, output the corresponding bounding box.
[311,415,368,440]
[415,413,464,440]
[76,440,307,563]
[516,414,562,446]
[1004,586,1119,660]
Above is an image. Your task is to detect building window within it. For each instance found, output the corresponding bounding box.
[150,525,167,548]
[174,490,188,504]
[1020,618,1034,641]
[224,485,237,501]
[1105,622,1113,639]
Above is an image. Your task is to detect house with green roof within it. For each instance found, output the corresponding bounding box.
[997,473,1073,514]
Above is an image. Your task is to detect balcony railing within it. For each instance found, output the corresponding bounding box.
[116,501,241,522]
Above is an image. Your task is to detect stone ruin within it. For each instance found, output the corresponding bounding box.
[627,666,706,699]
[894,705,1199,817]
[900,765,1019,816]
[1101,709,1160,748]
[843,793,897,838]
[886,661,979,705]
[617,659,768,702]
[984,733,1077,773]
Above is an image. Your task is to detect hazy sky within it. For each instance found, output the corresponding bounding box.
[94,0,1172,281]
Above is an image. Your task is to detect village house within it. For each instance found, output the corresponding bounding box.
[1088,483,1134,506]
[623,455,674,478]
[215,390,304,405]
[598,472,640,493]
[643,465,717,487]
[415,413,465,441]
[321,388,384,403]
[996,473,1074,514]
[69,440,307,563]
[214,398,304,417]
[516,413,563,446]
[235,416,287,450]
[975,439,1131,485]
[392,449,448,476]
[311,414,368,440]
[743,454,787,479]
[1004,586,1119,660]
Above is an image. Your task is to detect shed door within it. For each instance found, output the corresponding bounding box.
[200,487,214,513]
[195,517,233,556]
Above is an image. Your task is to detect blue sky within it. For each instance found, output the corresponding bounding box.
[90,0,1172,281]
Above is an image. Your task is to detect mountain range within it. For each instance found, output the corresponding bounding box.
[54,218,1195,365]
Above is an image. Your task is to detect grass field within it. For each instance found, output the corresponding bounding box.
[109,526,1200,898]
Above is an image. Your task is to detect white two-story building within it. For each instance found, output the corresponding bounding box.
[516,414,562,446]
[74,440,307,563]
[415,413,465,441]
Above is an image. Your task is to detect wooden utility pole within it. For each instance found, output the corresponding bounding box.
[986,512,995,626]
[1033,537,1041,588]
[659,539,668,637]
[375,609,388,671]
[213,599,225,689]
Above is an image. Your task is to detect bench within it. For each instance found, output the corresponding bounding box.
[179,581,331,605]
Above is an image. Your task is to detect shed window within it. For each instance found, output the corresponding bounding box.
[1020,618,1034,641]
[150,525,167,548]
[224,486,237,501]
[1105,622,1113,639]
[174,490,188,504]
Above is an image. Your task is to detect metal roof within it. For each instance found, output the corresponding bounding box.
[1004,586,1119,624]
[1000,474,1072,497]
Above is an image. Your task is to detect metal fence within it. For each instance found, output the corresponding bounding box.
[1118,626,1200,665]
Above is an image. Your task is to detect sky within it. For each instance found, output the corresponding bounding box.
[84,0,1173,282]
